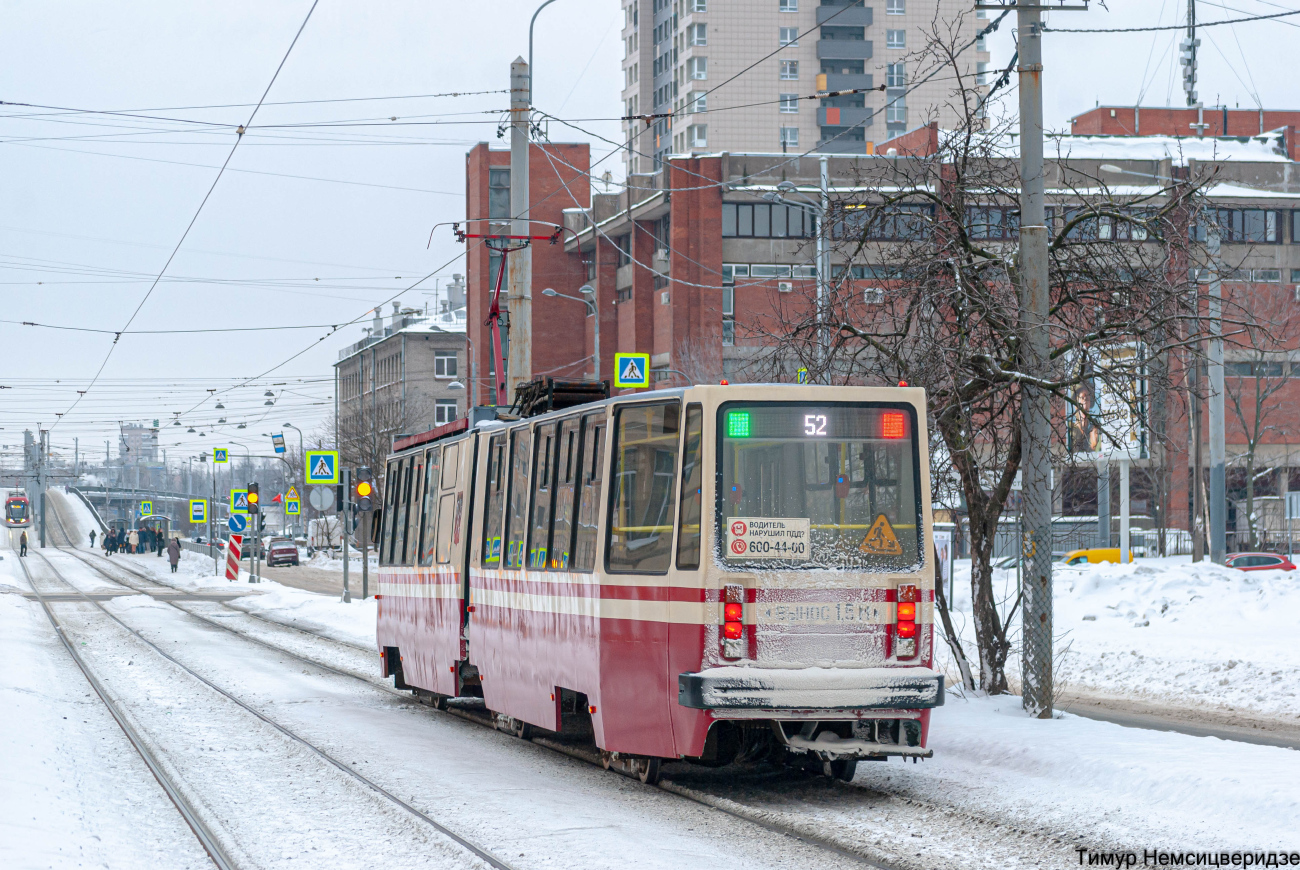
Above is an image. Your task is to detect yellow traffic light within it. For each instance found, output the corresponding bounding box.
[356,480,373,498]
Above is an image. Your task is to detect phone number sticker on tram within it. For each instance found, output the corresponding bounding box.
[726,517,811,560]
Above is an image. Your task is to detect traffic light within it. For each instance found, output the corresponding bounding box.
[247,482,260,514]
[354,467,374,512]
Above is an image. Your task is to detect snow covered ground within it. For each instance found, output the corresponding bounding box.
[941,555,1300,723]
[13,490,1297,864]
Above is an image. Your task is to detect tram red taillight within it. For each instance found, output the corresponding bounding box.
[722,584,745,658]
[895,584,919,658]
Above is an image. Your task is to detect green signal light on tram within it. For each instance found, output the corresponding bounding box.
[727,410,751,438]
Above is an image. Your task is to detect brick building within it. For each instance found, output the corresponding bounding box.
[1070,105,1300,160]
[466,122,1300,548]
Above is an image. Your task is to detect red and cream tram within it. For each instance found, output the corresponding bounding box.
[375,384,943,782]
[5,492,31,528]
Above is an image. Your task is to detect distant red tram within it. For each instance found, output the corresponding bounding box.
[5,492,31,529]
[375,385,943,782]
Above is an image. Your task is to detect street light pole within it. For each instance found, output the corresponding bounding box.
[818,154,830,380]
[541,285,599,381]
[1206,213,1227,563]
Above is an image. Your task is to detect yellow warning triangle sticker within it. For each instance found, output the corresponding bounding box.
[860,514,903,555]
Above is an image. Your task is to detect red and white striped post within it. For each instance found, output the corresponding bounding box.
[224,534,242,581]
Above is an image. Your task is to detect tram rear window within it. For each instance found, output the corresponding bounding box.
[718,403,922,571]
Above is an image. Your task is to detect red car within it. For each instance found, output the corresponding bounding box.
[1225,552,1297,571]
[265,540,300,567]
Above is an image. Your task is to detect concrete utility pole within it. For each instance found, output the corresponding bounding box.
[1015,1,1055,719]
[1206,212,1227,562]
[341,467,351,603]
[817,154,831,380]
[506,57,533,400]
[1097,459,1110,547]
[1181,0,1199,107]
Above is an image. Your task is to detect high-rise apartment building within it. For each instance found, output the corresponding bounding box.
[619,0,988,172]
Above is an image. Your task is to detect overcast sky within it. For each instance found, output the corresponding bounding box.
[2,0,1295,468]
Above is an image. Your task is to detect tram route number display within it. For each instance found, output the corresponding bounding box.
[726,517,811,560]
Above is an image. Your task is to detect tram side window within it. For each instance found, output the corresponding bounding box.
[572,415,605,572]
[418,447,442,567]
[435,493,456,564]
[392,458,413,566]
[479,434,507,567]
[527,423,559,569]
[549,417,583,570]
[381,460,401,566]
[676,403,704,570]
[503,428,532,569]
[402,453,425,567]
[607,402,681,574]
[441,441,460,490]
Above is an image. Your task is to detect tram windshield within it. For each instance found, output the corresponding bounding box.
[6,501,26,520]
[718,403,922,571]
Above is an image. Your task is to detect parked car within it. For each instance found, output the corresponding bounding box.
[265,539,300,567]
[1059,547,1134,566]
[1225,552,1296,572]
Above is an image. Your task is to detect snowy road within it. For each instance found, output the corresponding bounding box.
[3,489,1297,869]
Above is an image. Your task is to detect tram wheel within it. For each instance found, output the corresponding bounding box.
[637,757,662,785]
[823,758,858,782]
[514,719,533,740]
[600,750,613,770]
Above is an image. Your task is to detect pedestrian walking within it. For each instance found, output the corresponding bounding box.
[166,535,181,573]
[89,529,96,549]
[19,530,28,557]
[128,529,139,554]
[106,530,117,555]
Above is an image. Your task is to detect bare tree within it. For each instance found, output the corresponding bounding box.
[317,396,433,502]
[753,21,1212,694]
[1224,287,1299,548]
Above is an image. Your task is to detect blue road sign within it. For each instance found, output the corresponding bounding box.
[138,500,153,518]
[614,352,651,389]
[213,448,229,463]
[228,514,247,533]
[230,489,249,514]
[189,500,206,523]
[305,450,339,485]
[797,367,809,384]
[272,433,286,454]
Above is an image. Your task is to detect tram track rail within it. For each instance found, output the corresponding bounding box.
[27,515,519,870]
[41,493,1100,869]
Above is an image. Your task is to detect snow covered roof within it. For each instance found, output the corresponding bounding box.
[1045,130,1291,164]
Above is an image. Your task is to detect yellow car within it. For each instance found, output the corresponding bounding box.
[1059,547,1133,566]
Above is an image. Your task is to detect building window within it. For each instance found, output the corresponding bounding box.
[977,61,989,85]
[1192,209,1281,244]
[779,0,797,10]
[488,169,510,220]
[434,351,458,378]
[886,0,904,13]
[886,29,906,49]
[688,124,707,147]
[722,285,735,346]
[886,62,905,87]
[779,93,800,113]
[688,56,707,79]
[435,399,458,425]
[722,202,810,238]
[966,206,1020,240]
[780,60,799,80]
[687,91,706,113]
[779,26,799,47]
[886,92,907,129]
[691,0,707,10]
[780,126,799,147]
[688,23,707,45]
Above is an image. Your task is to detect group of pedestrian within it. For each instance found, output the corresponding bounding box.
[97,526,181,571]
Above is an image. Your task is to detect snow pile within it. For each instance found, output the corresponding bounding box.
[916,695,1300,850]
[303,550,378,573]
[940,556,1300,721]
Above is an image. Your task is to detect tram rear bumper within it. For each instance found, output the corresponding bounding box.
[678,666,945,711]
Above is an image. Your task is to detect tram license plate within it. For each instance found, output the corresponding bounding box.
[726,517,811,560]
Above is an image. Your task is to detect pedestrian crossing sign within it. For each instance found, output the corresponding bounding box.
[797,367,809,384]
[190,500,207,523]
[213,448,229,464]
[614,352,651,389]
[305,450,340,485]
[230,489,249,515]
[285,499,300,515]
[286,486,299,501]
[138,501,153,518]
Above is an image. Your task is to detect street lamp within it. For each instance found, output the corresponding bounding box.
[1100,162,1225,563]
[542,284,600,382]
[765,163,831,380]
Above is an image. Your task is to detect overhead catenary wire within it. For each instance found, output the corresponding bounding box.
[1042,6,1300,31]
[50,0,321,432]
